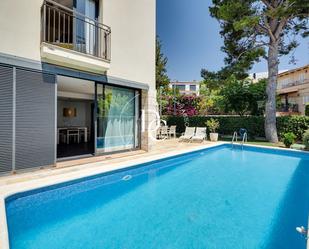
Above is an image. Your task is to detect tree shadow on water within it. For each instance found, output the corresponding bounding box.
[263,158,309,249]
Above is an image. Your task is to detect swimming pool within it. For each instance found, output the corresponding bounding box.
[5,144,309,249]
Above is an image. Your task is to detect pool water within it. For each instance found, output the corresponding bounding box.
[6,145,309,249]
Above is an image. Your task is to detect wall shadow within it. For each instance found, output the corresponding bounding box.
[263,158,309,249]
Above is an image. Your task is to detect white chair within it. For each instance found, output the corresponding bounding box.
[67,129,79,144]
[78,127,87,143]
[191,127,207,142]
[179,127,196,142]
[156,127,162,139]
[169,125,176,139]
[160,126,169,139]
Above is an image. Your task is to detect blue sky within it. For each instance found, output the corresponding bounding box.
[156,0,309,81]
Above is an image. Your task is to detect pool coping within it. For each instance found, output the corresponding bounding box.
[0,142,308,249]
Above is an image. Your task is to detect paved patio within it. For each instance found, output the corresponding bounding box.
[0,139,215,187]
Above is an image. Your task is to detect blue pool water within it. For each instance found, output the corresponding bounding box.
[6,145,309,249]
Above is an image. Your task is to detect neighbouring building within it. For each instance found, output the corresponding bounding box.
[169,81,200,95]
[248,72,269,83]
[0,0,156,174]
[248,70,287,83]
[277,64,309,115]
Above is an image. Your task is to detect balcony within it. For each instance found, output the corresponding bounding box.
[277,103,299,113]
[278,78,309,90]
[41,0,111,74]
[179,90,199,96]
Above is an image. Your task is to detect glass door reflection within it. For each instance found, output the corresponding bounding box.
[96,84,140,153]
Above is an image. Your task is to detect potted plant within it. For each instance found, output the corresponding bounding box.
[206,118,220,142]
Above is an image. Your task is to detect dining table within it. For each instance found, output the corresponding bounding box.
[57,126,88,144]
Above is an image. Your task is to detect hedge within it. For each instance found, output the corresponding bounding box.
[277,116,309,140]
[163,115,309,140]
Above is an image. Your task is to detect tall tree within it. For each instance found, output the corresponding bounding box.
[156,37,170,90]
[200,70,225,91]
[209,0,308,142]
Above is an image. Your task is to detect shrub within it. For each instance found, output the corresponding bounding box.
[277,115,309,140]
[305,104,309,116]
[163,115,309,139]
[206,119,220,133]
[282,132,296,148]
[163,115,265,138]
[303,130,309,149]
[161,95,200,117]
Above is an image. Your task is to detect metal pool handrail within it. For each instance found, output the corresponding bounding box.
[231,131,238,148]
[241,132,248,149]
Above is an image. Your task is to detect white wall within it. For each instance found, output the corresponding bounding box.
[103,0,156,88]
[57,99,92,128]
[0,0,44,61]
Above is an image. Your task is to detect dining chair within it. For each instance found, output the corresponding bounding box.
[169,125,177,139]
[160,126,169,139]
[78,128,85,143]
[157,127,162,139]
[67,129,79,144]
[59,130,67,144]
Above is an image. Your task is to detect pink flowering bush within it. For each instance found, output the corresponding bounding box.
[162,95,200,116]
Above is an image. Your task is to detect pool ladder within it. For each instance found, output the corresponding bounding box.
[231,132,238,148]
[241,132,248,149]
[232,131,247,149]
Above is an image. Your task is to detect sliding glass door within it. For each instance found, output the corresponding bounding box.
[96,84,140,153]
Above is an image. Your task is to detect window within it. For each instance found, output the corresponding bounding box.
[299,73,305,83]
[303,96,309,104]
[190,85,196,91]
[176,85,186,91]
[279,78,291,88]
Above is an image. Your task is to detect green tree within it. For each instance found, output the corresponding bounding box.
[220,76,266,115]
[198,86,225,115]
[248,79,267,115]
[209,0,308,142]
[156,37,170,90]
[200,70,224,91]
[221,76,252,116]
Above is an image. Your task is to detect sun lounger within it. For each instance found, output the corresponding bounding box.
[179,127,196,142]
[191,127,207,142]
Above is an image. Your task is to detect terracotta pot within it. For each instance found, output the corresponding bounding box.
[209,133,219,142]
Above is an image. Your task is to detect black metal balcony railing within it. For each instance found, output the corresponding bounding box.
[277,103,299,113]
[41,0,111,61]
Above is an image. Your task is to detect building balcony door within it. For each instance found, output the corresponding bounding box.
[74,0,99,55]
[95,83,141,153]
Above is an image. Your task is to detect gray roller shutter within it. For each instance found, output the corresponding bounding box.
[0,65,13,173]
[15,68,56,170]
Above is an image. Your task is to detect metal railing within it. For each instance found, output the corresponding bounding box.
[278,78,309,89]
[232,131,247,149]
[41,0,111,61]
[241,132,247,149]
[231,131,238,148]
[277,103,299,113]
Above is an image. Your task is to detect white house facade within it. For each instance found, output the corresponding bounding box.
[0,0,156,173]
